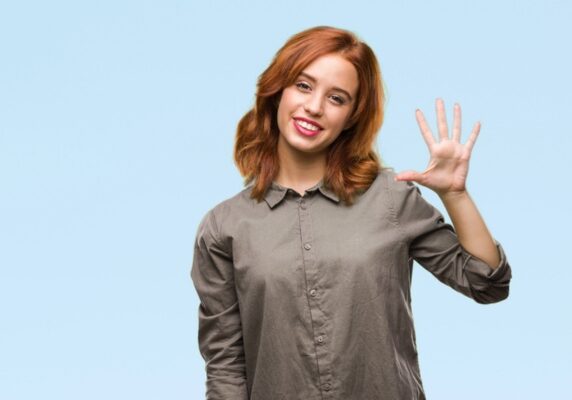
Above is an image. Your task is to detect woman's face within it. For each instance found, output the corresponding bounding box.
[276,53,359,158]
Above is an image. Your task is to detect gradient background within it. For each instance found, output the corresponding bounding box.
[1,0,570,399]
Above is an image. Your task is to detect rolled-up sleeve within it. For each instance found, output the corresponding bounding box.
[190,208,248,399]
[392,178,512,304]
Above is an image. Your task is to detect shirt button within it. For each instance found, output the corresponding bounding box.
[304,243,312,250]
[310,289,317,297]
[323,382,331,391]
[317,335,324,344]
[300,200,306,209]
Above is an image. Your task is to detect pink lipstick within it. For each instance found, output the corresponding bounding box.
[292,118,322,137]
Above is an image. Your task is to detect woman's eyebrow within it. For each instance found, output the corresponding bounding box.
[298,71,353,101]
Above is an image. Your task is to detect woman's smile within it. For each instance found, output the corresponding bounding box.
[292,118,323,137]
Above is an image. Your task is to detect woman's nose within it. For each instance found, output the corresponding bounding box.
[303,93,324,116]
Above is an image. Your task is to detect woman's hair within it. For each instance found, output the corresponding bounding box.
[234,25,386,206]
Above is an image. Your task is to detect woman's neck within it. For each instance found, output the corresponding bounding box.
[275,142,326,194]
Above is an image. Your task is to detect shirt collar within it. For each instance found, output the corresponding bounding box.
[263,178,340,209]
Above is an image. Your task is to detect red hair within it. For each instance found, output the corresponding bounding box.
[234,25,386,206]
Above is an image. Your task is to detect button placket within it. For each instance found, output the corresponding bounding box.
[297,194,335,397]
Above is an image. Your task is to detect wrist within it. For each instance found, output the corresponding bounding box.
[438,189,470,203]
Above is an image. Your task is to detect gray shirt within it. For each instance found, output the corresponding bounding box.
[190,168,512,399]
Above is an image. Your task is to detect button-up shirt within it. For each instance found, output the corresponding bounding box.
[190,168,512,399]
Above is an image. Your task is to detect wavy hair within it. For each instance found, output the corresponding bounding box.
[234,25,386,206]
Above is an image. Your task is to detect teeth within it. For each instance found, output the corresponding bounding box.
[296,119,320,131]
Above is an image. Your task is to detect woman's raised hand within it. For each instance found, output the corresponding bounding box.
[395,98,481,197]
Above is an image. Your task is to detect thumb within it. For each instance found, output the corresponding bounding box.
[394,170,422,182]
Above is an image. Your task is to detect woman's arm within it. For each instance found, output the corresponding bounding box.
[191,208,248,400]
[388,171,511,304]
[396,98,501,268]
[438,190,500,268]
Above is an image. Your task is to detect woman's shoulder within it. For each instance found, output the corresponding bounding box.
[194,185,253,248]
[373,167,417,194]
[201,184,253,220]
[369,167,429,214]
[375,167,397,183]
[197,182,262,232]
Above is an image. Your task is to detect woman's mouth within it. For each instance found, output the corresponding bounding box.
[293,118,323,137]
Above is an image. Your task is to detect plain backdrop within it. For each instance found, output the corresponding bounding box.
[1,0,570,399]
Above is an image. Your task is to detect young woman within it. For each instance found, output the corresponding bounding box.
[191,25,512,400]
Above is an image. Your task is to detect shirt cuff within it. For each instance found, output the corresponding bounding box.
[462,240,512,303]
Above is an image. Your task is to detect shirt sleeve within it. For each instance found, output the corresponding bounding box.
[390,177,512,304]
[190,208,249,399]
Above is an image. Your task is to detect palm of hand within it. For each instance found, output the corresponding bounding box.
[396,98,481,197]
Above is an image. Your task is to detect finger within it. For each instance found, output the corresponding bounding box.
[394,170,423,182]
[452,103,462,142]
[465,121,481,154]
[415,109,436,147]
[436,98,449,141]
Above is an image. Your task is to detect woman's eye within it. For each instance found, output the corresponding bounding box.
[295,82,346,105]
[331,95,345,105]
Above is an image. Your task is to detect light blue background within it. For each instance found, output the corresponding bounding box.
[1,0,570,398]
